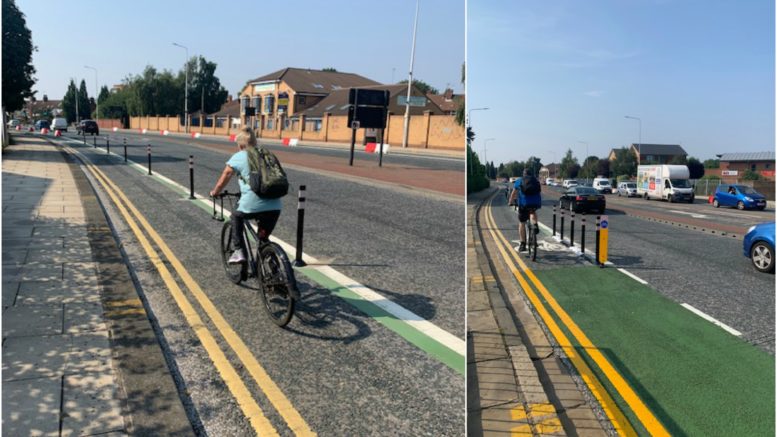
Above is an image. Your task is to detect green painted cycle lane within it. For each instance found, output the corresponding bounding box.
[533,265,774,436]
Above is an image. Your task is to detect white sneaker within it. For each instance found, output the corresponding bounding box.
[228,250,246,264]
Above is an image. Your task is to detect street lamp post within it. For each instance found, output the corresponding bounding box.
[624,115,642,166]
[84,66,98,123]
[173,42,189,133]
[401,0,420,149]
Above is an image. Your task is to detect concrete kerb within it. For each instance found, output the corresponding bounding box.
[114,128,464,160]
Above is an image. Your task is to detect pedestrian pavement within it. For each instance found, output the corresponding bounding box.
[2,135,191,436]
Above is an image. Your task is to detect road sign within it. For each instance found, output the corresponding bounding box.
[598,215,609,265]
[397,95,427,107]
[600,215,609,229]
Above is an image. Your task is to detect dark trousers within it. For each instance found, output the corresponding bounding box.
[232,209,281,254]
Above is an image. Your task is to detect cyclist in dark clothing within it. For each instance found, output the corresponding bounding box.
[508,169,542,252]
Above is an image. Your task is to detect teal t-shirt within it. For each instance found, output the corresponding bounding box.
[227,150,283,213]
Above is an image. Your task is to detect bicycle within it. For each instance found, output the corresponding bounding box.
[525,212,538,262]
[212,191,300,327]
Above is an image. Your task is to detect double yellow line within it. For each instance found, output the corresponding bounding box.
[70,147,315,437]
[481,194,669,437]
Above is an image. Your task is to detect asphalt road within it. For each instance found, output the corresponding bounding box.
[58,134,465,436]
[493,184,774,354]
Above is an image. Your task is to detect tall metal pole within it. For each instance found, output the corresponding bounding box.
[84,66,98,123]
[174,43,189,133]
[625,116,641,166]
[73,79,79,124]
[401,0,420,149]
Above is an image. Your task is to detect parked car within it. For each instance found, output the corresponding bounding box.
[617,182,638,197]
[592,178,613,194]
[77,119,99,135]
[545,177,555,186]
[562,179,578,188]
[7,119,21,128]
[559,186,606,214]
[51,117,68,132]
[34,120,50,130]
[714,184,767,210]
[744,222,775,273]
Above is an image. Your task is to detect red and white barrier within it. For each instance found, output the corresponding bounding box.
[228,134,237,142]
[161,130,170,136]
[282,137,291,146]
[28,126,34,132]
[365,143,390,154]
[41,128,49,135]
[191,132,201,139]
[289,138,299,147]
[141,128,148,134]
[54,130,61,137]
[112,127,118,132]
[15,125,21,131]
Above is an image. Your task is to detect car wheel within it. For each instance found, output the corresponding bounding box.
[737,201,745,210]
[667,195,673,203]
[751,242,775,273]
[713,199,719,208]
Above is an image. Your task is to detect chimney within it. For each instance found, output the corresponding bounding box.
[443,88,453,101]
[227,94,233,103]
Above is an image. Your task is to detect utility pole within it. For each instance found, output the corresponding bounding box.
[401,0,420,148]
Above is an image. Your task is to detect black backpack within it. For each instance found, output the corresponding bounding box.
[241,146,289,199]
[521,175,541,195]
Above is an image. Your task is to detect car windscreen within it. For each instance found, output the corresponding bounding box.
[626,183,636,188]
[574,187,598,195]
[670,179,692,188]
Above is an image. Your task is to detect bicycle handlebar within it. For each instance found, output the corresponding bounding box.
[212,191,241,199]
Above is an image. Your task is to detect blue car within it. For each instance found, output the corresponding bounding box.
[713,184,767,210]
[743,222,775,273]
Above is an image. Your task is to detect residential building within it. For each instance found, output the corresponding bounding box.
[716,151,775,180]
[426,88,463,116]
[608,144,687,164]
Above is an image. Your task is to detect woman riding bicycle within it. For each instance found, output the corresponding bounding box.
[210,127,282,264]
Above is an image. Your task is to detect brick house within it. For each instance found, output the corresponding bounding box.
[426,88,463,116]
[715,152,775,180]
[608,144,687,164]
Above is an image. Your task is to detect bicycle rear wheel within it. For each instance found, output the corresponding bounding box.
[257,242,297,327]
[221,221,247,284]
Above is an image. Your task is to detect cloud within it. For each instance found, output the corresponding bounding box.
[584,90,604,97]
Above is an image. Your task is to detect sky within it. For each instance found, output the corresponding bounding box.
[468,0,775,165]
[17,0,463,101]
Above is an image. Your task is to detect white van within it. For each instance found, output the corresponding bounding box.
[562,179,578,188]
[592,178,613,194]
[637,165,694,203]
[51,117,68,132]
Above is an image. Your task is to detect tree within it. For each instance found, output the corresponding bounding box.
[455,63,465,126]
[524,156,542,176]
[579,155,599,179]
[61,80,78,123]
[596,159,610,178]
[97,85,110,105]
[703,159,720,169]
[611,147,637,177]
[2,0,36,112]
[687,157,705,179]
[559,149,579,179]
[78,80,90,120]
[742,170,763,181]
[399,78,439,95]
[322,67,338,72]
[669,155,687,165]
[189,56,229,114]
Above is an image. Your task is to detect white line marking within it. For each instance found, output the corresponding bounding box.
[617,268,648,285]
[63,139,465,356]
[669,210,708,219]
[681,303,742,337]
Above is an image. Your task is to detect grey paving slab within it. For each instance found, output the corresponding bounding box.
[3,281,20,309]
[3,249,28,265]
[64,302,106,333]
[2,376,62,437]
[17,281,101,305]
[63,262,99,284]
[2,304,63,337]
[18,263,63,282]
[66,331,113,375]
[2,334,69,380]
[32,224,89,238]
[25,247,94,264]
[61,373,126,436]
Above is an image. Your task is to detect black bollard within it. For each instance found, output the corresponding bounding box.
[596,216,601,266]
[552,205,557,237]
[93,135,96,147]
[106,137,110,154]
[147,144,152,175]
[570,211,575,248]
[293,185,307,266]
[83,132,86,145]
[123,138,127,162]
[560,207,565,243]
[189,155,195,200]
[581,214,586,255]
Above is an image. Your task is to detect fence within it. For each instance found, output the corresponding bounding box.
[130,111,464,151]
[693,179,775,200]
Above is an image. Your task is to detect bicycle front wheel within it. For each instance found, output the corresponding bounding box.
[221,221,247,284]
[257,243,297,327]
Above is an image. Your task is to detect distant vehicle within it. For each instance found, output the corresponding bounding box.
[562,179,578,188]
[34,120,50,130]
[744,222,774,273]
[713,184,766,210]
[51,117,68,132]
[617,182,638,197]
[559,186,606,214]
[637,165,694,203]
[592,178,613,194]
[546,177,556,186]
[7,119,21,128]
[77,119,99,135]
